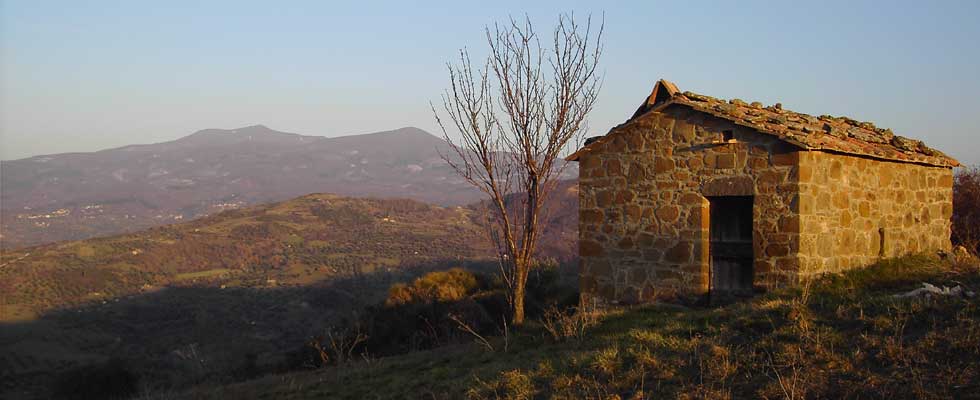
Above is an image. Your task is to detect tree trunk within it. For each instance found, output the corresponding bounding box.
[511,261,527,325]
[434,13,603,329]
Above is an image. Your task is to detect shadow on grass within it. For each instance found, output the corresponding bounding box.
[0,258,514,400]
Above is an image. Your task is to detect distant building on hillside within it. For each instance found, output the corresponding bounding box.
[568,79,959,304]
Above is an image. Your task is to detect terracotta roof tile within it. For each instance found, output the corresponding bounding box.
[570,79,959,167]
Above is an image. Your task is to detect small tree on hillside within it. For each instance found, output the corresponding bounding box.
[433,14,603,325]
[953,166,980,254]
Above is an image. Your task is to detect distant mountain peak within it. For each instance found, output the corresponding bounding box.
[1,124,489,249]
[232,124,276,133]
[351,126,444,141]
[187,124,278,135]
[176,125,305,146]
[395,127,443,137]
[391,126,429,134]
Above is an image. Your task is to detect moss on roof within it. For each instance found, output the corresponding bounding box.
[570,79,959,167]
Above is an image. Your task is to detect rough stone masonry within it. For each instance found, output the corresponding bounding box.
[568,79,958,306]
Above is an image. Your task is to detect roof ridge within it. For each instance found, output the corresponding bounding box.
[573,79,958,167]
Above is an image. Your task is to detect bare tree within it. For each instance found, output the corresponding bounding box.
[953,166,980,255]
[433,14,603,325]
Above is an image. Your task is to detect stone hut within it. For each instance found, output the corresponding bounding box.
[568,79,959,305]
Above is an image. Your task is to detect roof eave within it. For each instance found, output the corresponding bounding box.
[567,78,960,168]
[566,98,684,162]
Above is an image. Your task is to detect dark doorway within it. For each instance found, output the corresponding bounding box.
[709,196,754,297]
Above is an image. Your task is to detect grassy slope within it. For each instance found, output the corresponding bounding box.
[0,194,498,399]
[0,187,579,399]
[0,183,579,322]
[175,256,980,400]
[0,194,493,321]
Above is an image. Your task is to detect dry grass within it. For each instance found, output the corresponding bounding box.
[384,268,480,306]
[540,304,601,343]
[169,255,980,399]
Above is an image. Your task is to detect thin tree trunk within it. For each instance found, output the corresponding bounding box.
[434,13,603,329]
[512,260,527,325]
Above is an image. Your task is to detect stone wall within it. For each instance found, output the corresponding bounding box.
[577,102,956,306]
[797,152,953,275]
[578,105,803,306]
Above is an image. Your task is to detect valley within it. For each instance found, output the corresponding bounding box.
[4,4,978,399]
[0,185,578,399]
[2,125,577,249]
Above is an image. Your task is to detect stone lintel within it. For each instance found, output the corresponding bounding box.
[701,176,755,197]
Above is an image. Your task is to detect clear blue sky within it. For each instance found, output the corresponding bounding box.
[2,0,978,165]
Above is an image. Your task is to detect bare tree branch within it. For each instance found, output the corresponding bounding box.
[434,13,603,325]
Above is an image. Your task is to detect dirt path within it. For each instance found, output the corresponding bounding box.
[0,252,31,269]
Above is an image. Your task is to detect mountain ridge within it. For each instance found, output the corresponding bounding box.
[0,188,577,321]
[4,125,441,162]
[1,125,526,248]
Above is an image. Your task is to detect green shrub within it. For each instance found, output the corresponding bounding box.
[355,268,503,355]
[289,263,576,371]
[385,283,415,307]
[384,267,480,306]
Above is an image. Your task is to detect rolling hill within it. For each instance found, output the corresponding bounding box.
[0,193,494,398]
[0,193,497,322]
[0,186,578,399]
[166,257,980,400]
[1,125,575,249]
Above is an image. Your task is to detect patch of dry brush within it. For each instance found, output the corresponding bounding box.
[953,166,980,255]
[469,256,980,400]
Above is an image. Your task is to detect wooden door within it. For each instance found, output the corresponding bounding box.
[709,196,754,296]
